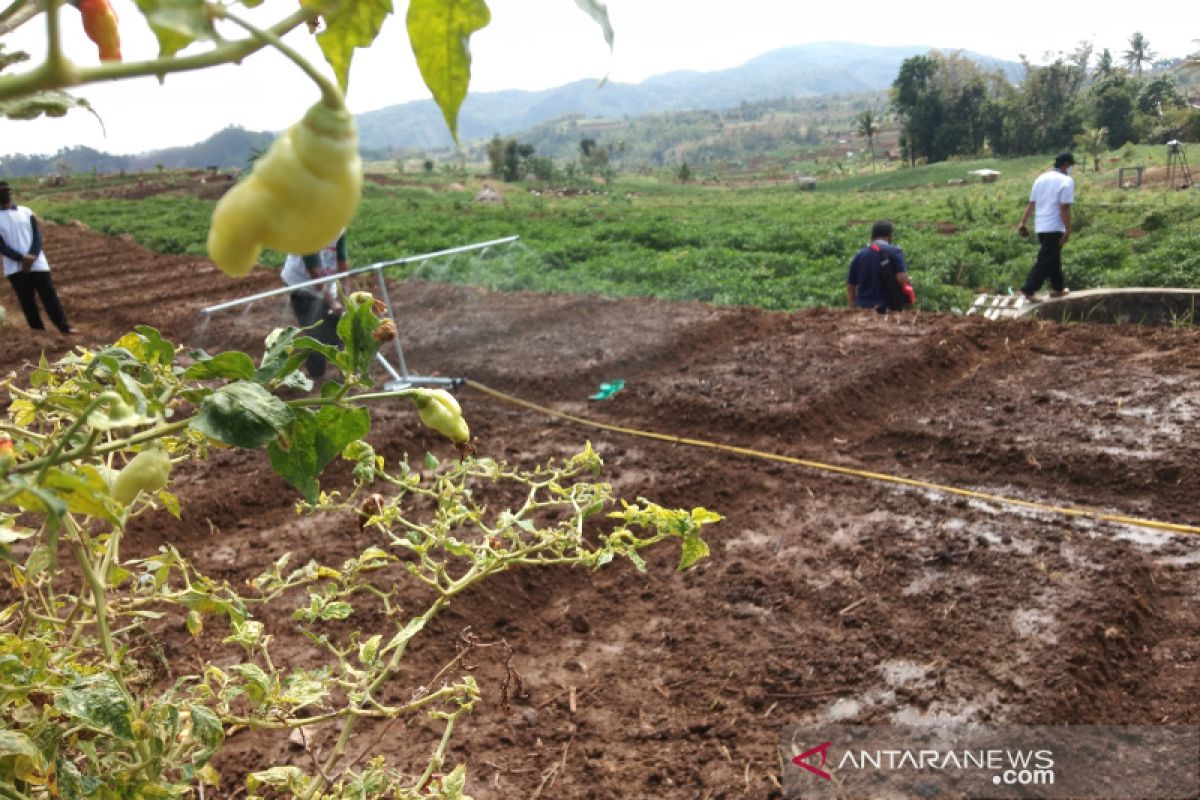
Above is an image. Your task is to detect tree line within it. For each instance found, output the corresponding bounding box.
[890,35,1199,167]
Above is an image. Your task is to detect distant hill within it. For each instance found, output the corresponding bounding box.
[0,126,274,178]
[0,42,1023,175]
[355,42,1023,152]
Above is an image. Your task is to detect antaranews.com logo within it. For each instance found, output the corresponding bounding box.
[792,739,1055,787]
[781,725,1197,799]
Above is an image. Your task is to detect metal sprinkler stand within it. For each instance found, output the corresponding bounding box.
[198,236,520,391]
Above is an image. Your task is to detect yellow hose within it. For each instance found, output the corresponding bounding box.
[465,379,1200,537]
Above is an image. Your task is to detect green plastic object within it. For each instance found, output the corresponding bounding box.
[589,379,625,401]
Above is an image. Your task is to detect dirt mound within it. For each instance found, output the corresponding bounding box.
[5,222,1200,798]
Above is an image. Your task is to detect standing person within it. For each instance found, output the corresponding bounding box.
[282,230,349,380]
[1017,152,1075,303]
[847,219,914,313]
[0,181,76,335]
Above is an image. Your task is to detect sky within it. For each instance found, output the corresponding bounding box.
[2,0,1197,157]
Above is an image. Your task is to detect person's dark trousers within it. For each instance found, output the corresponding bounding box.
[1021,232,1066,295]
[289,290,342,380]
[8,271,71,332]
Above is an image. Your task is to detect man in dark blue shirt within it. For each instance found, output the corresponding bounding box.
[847,219,912,313]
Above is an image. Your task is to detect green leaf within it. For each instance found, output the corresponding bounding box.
[5,476,67,527]
[191,381,294,449]
[291,335,340,365]
[39,466,122,524]
[308,0,392,93]
[255,327,307,385]
[134,0,214,58]
[0,730,47,782]
[406,0,491,141]
[0,90,93,121]
[334,299,382,381]
[678,533,710,570]
[573,0,613,51]
[157,489,182,519]
[267,404,370,502]
[186,610,203,637]
[55,674,135,739]
[383,616,426,655]
[184,351,257,381]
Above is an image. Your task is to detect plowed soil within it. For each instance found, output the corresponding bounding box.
[5,222,1200,798]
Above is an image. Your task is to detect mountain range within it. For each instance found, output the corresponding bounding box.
[0,42,1021,176]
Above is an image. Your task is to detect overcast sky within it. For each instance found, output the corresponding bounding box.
[2,0,1196,157]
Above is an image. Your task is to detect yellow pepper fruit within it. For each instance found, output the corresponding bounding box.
[411,389,470,444]
[207,101,363,278]
[111,448,172,506]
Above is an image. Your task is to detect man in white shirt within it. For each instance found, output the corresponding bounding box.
[282,231,349,380]
[1016,152,1075,303]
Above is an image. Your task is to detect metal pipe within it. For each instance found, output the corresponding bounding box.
[198,235,520,315]
[374,351,403,383]
[375,266,409,380]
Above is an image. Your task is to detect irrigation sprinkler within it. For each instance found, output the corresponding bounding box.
[199,235,520,391]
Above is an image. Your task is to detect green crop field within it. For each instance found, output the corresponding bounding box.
[30,143,1200,314]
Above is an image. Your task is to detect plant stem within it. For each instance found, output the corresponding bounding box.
[9,417,190,477]
[415,708,466,791]
[216,8,343,110]
[0,0,44,37]
[0,9,312,102]
[33,394,106,485]
[66,515,156,774]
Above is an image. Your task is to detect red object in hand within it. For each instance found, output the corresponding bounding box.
[79,0,122,62]
[902,283,917,306]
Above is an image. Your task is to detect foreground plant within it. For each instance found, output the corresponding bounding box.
[0,295,719,798]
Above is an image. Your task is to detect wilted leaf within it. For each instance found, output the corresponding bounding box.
[677,532,710,570]
[134,0,214,58]
[0,730,47,782]
[306,0,392,92]
[189,706,224,756]
[573,0,613,50]
[55,674,135,739]
[247,765,307,792]
[406,0,491,141]
[0,90,93,121]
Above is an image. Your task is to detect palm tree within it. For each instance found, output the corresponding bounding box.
[1073,126,1108,172]
[856,109,881,172]
[1122,32,1156,78]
